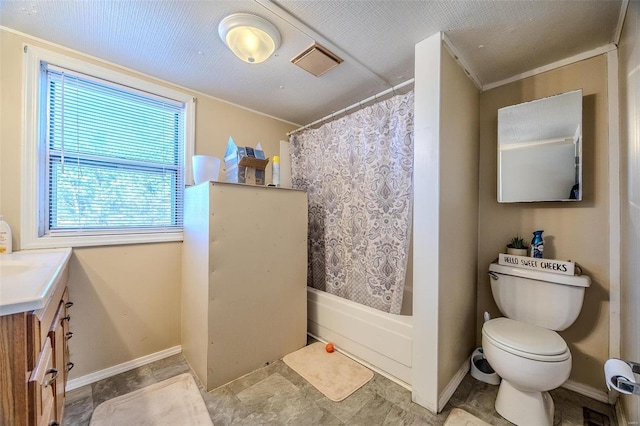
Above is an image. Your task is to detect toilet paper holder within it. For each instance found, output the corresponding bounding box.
[613,359,640,396]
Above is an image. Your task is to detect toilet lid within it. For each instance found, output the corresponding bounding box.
[483,318,569,360]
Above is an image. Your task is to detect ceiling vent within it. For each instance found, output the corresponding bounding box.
[291,43,343,77]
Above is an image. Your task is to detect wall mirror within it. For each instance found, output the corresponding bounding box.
[497,89,583,203]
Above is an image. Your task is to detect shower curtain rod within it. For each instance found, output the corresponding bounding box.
[286,78,415,136]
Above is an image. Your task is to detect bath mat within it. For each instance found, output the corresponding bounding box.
[443,408,491,426]
[283,342,373,402]
[90,373,212,426]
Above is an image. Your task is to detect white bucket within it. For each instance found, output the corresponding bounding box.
[470,347,500,385]
[192,155,221,184]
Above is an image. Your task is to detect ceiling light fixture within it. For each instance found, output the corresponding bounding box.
[218,13,281,64]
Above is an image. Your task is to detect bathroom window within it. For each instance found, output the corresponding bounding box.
[22,45,195,248]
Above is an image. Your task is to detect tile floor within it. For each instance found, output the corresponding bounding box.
[64,346,616,425]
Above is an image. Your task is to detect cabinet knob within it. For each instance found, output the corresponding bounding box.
[66,362,75,372]
[62,315,71,322]
[66,331,74,340]
[43,368,59,387]
[49,422,60,426]
[65,301,74,309]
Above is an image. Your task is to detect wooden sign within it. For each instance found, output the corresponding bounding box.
[498,253,575,276]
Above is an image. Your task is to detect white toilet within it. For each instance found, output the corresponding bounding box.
[482,263,590,426]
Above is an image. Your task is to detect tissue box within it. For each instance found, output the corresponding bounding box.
[223,137,270,185]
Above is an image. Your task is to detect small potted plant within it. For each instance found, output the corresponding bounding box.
[506,235,528,256]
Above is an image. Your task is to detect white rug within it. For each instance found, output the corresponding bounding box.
[90,373,213,426]
[444,408,492,426]
[283,342,374,402]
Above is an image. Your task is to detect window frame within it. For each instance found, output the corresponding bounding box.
[22,44,195,249]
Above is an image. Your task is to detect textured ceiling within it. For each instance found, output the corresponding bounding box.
[0,0,624,126]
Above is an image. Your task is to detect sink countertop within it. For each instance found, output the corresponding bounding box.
[0,248,72,316]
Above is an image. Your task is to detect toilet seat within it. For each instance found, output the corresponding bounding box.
[483,318,570,362]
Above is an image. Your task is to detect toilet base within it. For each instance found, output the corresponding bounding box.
[495,379,554,426]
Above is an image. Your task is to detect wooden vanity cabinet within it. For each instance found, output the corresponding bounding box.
[0,268,72,426]
[0,312,30,426]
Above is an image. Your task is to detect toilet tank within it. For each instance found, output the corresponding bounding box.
[488,263,590,331]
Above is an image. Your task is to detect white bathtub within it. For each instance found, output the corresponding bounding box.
[306,286,413,386]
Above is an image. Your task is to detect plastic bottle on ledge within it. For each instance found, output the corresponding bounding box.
[272,155,280,187]
[0,215,13,254]
[530,230,544,258]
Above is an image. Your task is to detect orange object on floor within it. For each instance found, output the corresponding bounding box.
[325,343,335,353]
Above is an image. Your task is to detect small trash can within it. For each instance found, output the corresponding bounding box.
[193,155,221,184]
[470,347,500,385]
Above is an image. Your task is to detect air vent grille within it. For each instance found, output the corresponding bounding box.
[291,43,343,77]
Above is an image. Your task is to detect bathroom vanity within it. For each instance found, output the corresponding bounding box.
[0,248,73,426]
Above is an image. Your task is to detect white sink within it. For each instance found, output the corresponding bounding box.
[0,248,72,316]
[0,260,43,277]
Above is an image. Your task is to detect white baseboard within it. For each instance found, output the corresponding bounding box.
[438,358,470,412]
[66,345,182,392]
[561,379,609,404]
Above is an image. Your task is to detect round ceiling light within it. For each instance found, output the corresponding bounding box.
[218,13,281,64]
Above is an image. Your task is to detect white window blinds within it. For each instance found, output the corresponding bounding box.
[43,64,185,236]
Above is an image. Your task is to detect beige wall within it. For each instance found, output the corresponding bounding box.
[618,1,640,422]
[437,47,480,395]
[477,55,610,391]
[0,29,295,379]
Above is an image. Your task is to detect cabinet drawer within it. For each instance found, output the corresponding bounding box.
[29,337,57,426]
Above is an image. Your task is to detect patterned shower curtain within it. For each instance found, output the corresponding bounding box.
[290,90,414,314]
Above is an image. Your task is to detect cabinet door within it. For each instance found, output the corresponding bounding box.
[49,291,70,425]
[61,290,72,385]
[28,337,56,426]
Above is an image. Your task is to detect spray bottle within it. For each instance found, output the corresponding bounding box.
[530,230,544,259]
